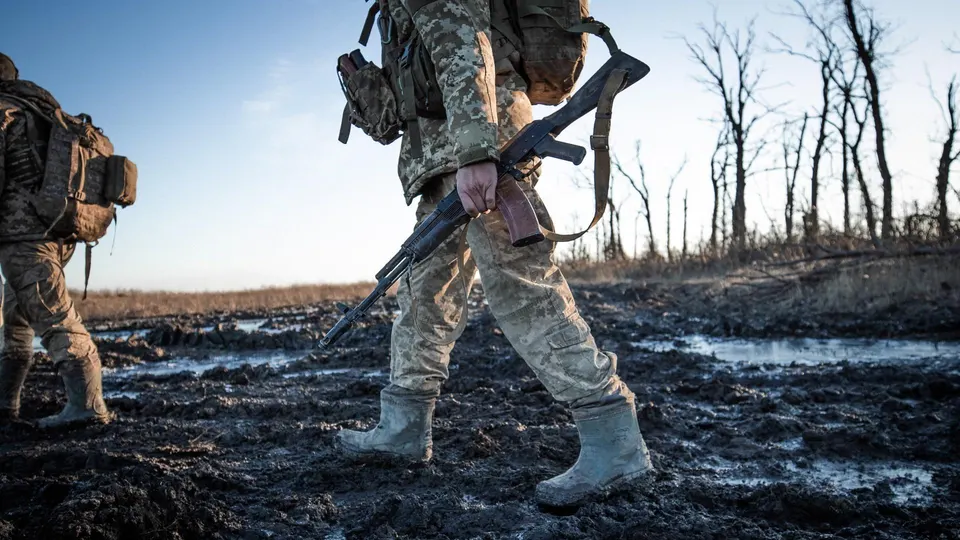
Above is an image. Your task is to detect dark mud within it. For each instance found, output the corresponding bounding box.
[2,284,959,539]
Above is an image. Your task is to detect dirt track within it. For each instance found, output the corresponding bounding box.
[1,283,959,539]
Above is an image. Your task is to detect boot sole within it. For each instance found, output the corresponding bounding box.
[335,435,431,466]
[536,466,655,513]
[37,413,112,431]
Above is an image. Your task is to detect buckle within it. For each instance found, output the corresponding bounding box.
[590,135,609,151]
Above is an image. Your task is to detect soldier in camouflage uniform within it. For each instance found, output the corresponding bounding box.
[334,0,653,508]
[0,52,110,428]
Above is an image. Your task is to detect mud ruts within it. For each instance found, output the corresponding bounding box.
[143,322,320,351]
[1,282,958,539]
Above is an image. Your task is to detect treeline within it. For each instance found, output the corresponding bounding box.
[566,0,959,265]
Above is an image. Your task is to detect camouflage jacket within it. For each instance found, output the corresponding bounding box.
[0,80,59,242]
[389,0,535,204]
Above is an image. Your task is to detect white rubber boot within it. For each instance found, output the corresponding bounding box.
[336,385,435,462]
[536,398,654,508]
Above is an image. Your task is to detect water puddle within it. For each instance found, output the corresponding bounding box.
[103,351,305,379]
[26,318,305,354]
[104,390,141,400]
[281,368,386,379]
[636,335,960,366]
[100,350,387,381]
[705,457,935,505]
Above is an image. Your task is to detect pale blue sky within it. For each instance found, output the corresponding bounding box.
[2,1,957,291]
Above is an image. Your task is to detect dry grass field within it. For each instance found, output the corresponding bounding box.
[72,282,383,322]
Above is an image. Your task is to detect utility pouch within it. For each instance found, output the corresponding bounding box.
[338,51,403,146]
[105,155,137,207]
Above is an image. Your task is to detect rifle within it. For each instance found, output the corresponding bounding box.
[318,50,650,349]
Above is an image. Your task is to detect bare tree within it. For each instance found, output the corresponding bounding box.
[686,14,770,253]
[930,74,959,239]
[771,0,840,241]
[828,35,864,236]
[632,211,642,259]
[842,0,896,239]
[664,157,687,262]
[722,181,734,251]
[709,124,731,254]
[615,142,657,257]
[682,190,690,260]
[837,72,853,235]
[781,114,809,242]
[604,182,627,260]
[848,77,881,247]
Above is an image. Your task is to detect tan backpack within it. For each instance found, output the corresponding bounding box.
[338,0,618,151]
[1,93,137,295]
[31,108,137,244]
[489,0,618,106]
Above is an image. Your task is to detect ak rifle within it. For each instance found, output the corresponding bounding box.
[318,50,650,349]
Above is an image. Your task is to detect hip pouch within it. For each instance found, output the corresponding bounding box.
[337,51,403,146]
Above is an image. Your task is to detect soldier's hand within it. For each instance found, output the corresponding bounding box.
[457,161,498,218]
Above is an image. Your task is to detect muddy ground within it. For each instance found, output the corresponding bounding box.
[1,281,959,539]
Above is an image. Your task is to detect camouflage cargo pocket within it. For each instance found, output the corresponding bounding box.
[542,313,613,395]
[13,262,69,322]
[342,63,403,145]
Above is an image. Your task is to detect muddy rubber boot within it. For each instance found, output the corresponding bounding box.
[0,352,32,422]
[335,386,435,462]
[535,398,654,510]
[37,356,111,429]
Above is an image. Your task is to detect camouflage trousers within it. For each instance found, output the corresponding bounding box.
[0,240,99,368]
[390,173,632,407]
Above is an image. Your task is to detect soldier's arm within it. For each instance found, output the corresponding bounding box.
[404,0,499,168]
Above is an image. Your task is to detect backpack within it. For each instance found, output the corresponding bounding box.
[0,93,138,295]
[337,0,618,154]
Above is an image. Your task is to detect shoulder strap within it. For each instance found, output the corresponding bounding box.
[0,93,50,170]
[0,92,54,126]
[540,68,626,243]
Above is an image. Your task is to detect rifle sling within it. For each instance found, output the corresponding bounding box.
[540,68,627,243]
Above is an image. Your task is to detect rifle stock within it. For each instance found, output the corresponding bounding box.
[546,51,650,135]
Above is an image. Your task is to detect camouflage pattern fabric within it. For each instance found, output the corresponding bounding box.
[0,81,60,241]
[392,0,502,204]
[1,240,101,373]
[390,173,632,407]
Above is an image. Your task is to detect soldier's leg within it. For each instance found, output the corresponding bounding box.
[0,279,35,420]
[336,174,477,461]
[466,177,653,508]
[0,241,109,428]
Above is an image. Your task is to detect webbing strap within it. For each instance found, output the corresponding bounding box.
[515,4,620,55]
[541,69,627,243]
[338,103,352,144]
[359,2,380,46]
[83,242,94,300]
[402,68,423,158]
[410,225,471,347]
